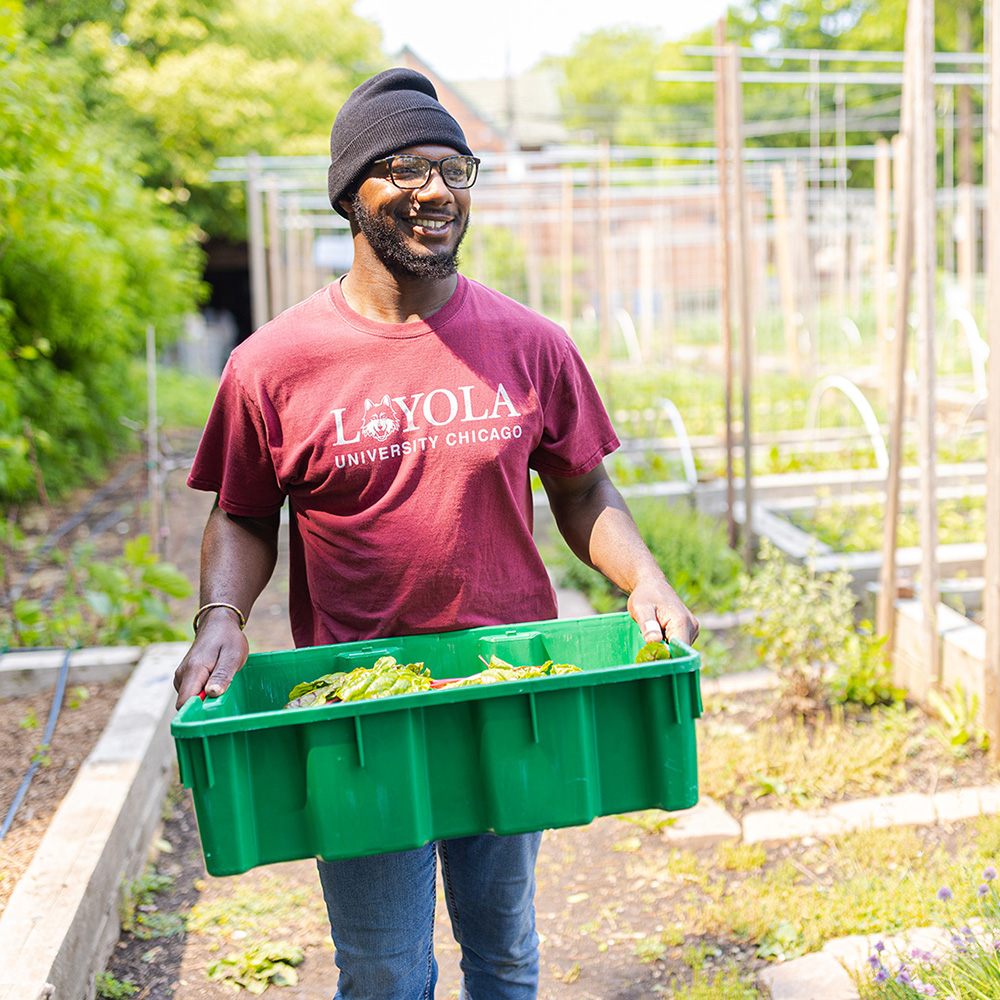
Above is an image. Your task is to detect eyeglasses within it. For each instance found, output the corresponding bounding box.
[372,154,481,191]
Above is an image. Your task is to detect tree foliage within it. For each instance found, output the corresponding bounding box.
[25,0,386,241]
[0,20,205,501]
[556,0,985,183]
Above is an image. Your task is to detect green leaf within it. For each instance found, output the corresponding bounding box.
[635,641,671,663]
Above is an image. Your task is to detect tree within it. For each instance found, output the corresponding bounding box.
[0,24,205,501]
[22,0,386,242]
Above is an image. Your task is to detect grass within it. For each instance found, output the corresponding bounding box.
[657,818,1000,964]
[697,698,943,815]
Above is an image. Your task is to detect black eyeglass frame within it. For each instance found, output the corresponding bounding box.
[371,154,482,191]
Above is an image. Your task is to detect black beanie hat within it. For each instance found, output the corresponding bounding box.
[328,68,473,218]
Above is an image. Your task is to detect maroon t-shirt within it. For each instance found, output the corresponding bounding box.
[188,275,620,647]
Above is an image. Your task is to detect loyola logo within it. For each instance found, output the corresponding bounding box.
[332,383,521,447]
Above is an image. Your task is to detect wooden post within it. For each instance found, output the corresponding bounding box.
[300,224,316,300]
[599,140,614,389]
[286,195,301,310]
[523,185,544,315]
[958,3,976,307]
[771,163,801,377]
[727,42,754,567]
[875,10,919,651]
[639,223,655,362]
[874,138,892,379]
[791,161,816,374]
[145,325,161,556]
[246,153,269,331]
[713,20,737,551]
[265,177,284,320]
[560,168,574,337]
[983,0,1000,757]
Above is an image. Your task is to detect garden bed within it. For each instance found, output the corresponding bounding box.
[0,675,127,917]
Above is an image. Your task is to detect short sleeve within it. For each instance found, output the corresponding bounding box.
[528,338,620,477]
[187,358,286,516]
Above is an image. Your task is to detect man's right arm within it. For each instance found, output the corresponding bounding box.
[173,498,281,709]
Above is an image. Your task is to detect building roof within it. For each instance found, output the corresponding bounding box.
[392,47,568,152]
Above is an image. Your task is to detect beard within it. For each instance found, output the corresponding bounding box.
[350,193,468,280]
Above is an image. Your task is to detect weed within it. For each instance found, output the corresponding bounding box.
[1,534,191,649]
[29,743,51,767]
[698,701,920,815]
[67,685,90,708]
[120,865,176,936]
[665,964,761,999]
[739,539,896,716]
[634,933,670,963]
[18,708,38,729]
[94,972,138,999]
[207,940,304,993]
[618,809,678,834]
[715,843,767,872]
[926,681,989,757]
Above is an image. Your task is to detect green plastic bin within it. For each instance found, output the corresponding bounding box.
[172,611,701,876]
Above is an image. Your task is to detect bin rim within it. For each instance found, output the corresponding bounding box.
[171,612,700,740]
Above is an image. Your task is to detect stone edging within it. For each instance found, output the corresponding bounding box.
[0,643,185,1000]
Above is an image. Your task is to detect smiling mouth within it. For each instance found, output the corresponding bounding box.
[412,217,450,233]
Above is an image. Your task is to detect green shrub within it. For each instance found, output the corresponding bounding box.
[546,497,743,615]
[739,539,900,713]
[0,34,204,504]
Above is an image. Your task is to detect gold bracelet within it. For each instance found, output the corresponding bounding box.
[193,602,246,634]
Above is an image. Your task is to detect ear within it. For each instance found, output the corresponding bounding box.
[364,399,374,412]
[338,196,354,217]
[379,395,391,406]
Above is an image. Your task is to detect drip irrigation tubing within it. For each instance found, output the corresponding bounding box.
[5,459,144,605]
[0,646,74,842]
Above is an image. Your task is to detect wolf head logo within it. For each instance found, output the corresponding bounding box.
[360,395,400,443]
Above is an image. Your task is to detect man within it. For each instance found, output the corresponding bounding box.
[174,67,698,1000]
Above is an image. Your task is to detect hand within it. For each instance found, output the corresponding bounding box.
[173,616,249,709]
[627,577,699,647]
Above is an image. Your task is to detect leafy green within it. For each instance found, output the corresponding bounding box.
[635,641,671,663]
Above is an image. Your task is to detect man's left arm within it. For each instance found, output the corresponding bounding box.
[539,463,699,646]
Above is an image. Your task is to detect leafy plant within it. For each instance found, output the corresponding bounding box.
[120,865,176,937]
[757,918,806,961]
[547,497,743,615]
[207,941,304,994]
[1,534,191,648]
[926,682,989,758]
[94,973,138,999]
[739,538,897,715]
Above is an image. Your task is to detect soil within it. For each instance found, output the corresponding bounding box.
[0,679,125,915]
[4,447,1000,998]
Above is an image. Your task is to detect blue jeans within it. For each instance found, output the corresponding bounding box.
[316,832,542,1000]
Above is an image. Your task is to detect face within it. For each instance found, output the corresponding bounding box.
[345,144,472,280]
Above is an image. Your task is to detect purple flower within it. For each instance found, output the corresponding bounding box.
[985,866,997,881]
[950,933,968,952]
[868,954,881,967]
[937,886,954,902]
[875,967,888,982]
[896,967,912,985]
[874,940,885,953]
[917,986,936,997]
[979,883,990,897]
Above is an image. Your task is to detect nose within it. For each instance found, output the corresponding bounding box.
[414,164,454,200]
